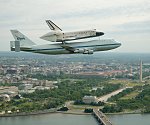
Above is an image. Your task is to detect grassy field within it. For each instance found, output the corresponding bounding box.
[120,91,139,100]
[109,79,143,87]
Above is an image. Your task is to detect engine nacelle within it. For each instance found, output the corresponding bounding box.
[74,49,85,53]
[83,49,94,54]
[74,49,93,54]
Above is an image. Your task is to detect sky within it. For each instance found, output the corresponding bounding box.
[0,0,150,53]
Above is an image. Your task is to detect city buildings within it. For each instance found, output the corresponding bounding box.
[0,53,149,99]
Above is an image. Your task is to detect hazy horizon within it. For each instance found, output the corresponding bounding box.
[0,0,150,53]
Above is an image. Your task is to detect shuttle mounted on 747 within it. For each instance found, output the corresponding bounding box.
[40,20,104,42]
[10,20,121,55]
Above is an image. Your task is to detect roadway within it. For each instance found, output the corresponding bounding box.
[98,87,130,102]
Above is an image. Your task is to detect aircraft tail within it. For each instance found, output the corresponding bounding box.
[46,20,62,31]
[10,30,36,52]
[10,30,36,47]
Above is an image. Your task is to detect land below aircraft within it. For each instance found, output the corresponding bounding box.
[10,30,121,55]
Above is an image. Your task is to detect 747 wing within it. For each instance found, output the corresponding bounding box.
[61,45,94,54]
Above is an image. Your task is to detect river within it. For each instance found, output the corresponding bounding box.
[0,113,149,125]
[108,114,150,125]
[0,113,98,125]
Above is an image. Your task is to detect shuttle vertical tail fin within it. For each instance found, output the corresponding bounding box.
[46,20,62,31]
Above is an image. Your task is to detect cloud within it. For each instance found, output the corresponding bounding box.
[114,20,150,34]
[0,0,150,52]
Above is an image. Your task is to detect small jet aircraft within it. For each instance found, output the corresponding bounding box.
[40,20,104,42]
[10,29,121,55]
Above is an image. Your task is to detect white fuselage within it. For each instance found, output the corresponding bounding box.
[40,30,104,42]
[23,39,121,55]
[41,20,104,42]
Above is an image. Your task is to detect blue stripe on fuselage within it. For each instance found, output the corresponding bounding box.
[31,43,120,51]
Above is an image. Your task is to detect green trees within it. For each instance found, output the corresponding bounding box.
[7,78,119,112]
[57,107,69,111]
[3,77,148,113]
[74,100,105,106]
[108,88,134,102]
[106,84,150,113]
[117,99,143,110]
[91,84,121,97]
[143,105,150,113]
[84,108,93,113]
[101,104,123,113]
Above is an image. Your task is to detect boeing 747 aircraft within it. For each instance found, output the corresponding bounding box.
[10,30,121,55]
[40,20,104,42]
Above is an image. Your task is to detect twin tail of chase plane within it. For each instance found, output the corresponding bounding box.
[10,20,121,55]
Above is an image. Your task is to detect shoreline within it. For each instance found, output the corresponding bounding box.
[0,110,56,117]
[105,112,143,115]
[0,109,148,118]
[0,110,91,118]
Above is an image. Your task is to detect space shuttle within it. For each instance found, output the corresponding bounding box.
[10,20,121,55]
[10,30,121,55]
[40,20,104,42]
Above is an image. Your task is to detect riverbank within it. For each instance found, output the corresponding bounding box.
[0,109,91,117]
[106,112,150,115]
[105,109,150,115]
[1,109,149,118]
[0,109,57,117]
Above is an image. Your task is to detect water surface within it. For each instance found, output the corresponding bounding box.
[108,114,150,125]
[0,113,98,125]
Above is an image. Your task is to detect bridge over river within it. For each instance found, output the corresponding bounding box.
[93,109,113,125]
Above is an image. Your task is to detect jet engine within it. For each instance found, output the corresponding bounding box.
[74,49,85,53]
[83,49,94,54]
[74,49,93,54]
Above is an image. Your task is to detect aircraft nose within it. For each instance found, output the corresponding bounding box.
[118,43,121,46]
[117,43,121,47]
[96,32,104,36]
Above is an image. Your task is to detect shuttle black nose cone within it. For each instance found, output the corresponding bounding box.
[118,43,121,47]
[96,32,104,36]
